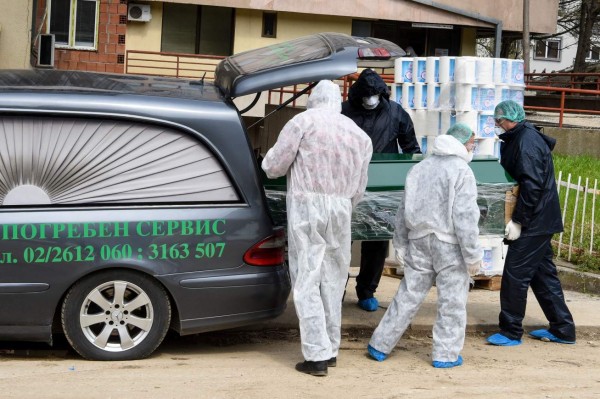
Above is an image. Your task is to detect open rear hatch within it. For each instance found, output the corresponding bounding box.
[214,32,405,98]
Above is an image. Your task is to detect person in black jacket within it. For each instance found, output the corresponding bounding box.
[341,69,421,312]
[487,100,576,346]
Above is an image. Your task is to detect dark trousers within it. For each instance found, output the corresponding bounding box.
[499,234,576,341]
[355,240,389,300]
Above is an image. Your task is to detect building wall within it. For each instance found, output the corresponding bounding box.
[33,0,128,73]
[126,2,163,53]
[0,0,33,69]
[157,0,559,34]
[460,28,477,56]
[233,10,351,53]
[126,6,478,57]
[125,7,353,55]
[545,127,600,158]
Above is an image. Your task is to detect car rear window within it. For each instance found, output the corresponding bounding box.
[0,116,239,206]
[227,34,332,74]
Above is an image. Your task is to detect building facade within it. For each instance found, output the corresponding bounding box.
[2,0,560,73]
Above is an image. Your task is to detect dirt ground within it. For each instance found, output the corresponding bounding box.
[1,329,599,399]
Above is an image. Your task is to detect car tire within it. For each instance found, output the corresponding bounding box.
[61,270,171,361]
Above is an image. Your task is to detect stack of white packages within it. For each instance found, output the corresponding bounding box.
[391,55,525,156]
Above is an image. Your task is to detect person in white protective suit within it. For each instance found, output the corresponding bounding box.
[367,123,482,369]
[261,80,373,377]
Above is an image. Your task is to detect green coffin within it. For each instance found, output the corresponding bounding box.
[263,154,515,240]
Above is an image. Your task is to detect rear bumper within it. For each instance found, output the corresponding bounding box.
[160,266,291,335]
[179,304,288,336]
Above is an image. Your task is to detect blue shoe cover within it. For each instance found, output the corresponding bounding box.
[486,333,522,346]
[367,344,387,362]
[432,355,463,369]
[358,297,379,312]
[529,329,575,344]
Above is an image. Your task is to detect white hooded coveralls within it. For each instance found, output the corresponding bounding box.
[369,134,481,362]
[262,81,373,362]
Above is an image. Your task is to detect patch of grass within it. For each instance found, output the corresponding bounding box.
[553,154,600,273]
[554,154,600,183]
[570,252,600,274]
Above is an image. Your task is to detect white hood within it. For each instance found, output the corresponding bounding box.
[306,80,342,114]
[431,135,470,162]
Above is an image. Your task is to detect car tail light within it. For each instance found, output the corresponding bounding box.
[243,228,286,266]
[358,47,391,60]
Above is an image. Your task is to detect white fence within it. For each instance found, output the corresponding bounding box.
[555,171,599,260]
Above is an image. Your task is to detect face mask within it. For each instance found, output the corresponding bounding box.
[466,151,474,163]
[362,95,380,110]
[494,126,505,136]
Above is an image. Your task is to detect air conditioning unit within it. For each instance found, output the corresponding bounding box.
[37,34,55,68]
[128,3,152,22]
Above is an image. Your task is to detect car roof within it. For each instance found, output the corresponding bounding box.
[0,69,238,130]
[0,69,221,102]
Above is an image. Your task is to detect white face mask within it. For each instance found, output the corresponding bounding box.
[362,95,380,110]
[466,151,474,163]
[494,126,505,136]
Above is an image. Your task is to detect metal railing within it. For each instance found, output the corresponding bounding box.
[524,85,600,127]
[525,72,600,91]
[266,69,395,105]
[125,50,224,80]
[524,72,600,127]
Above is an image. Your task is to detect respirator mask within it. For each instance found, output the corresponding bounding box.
[362,95,380,110]
[494,118,506,136]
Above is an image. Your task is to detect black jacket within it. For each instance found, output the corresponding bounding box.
[341,69,421,154]
[499,121,563,236]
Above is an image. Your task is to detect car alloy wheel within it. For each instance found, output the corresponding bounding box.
[62,271,171,360]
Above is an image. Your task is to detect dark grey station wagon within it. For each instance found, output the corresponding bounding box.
[0,33,404,360]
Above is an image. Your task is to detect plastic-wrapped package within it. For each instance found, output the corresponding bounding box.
[265,182,515,240]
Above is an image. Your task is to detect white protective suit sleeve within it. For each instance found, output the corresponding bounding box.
[261,119,303,179]
[452,168,482,265]
[392,192,409,254]
[352,154,371,209]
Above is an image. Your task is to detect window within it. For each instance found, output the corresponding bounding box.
[161,4,234,56]
[533,39,561,61]
[262,12,277,38]
[49,0,99,49]
[351,20,372,37]
[587,45,600,61]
